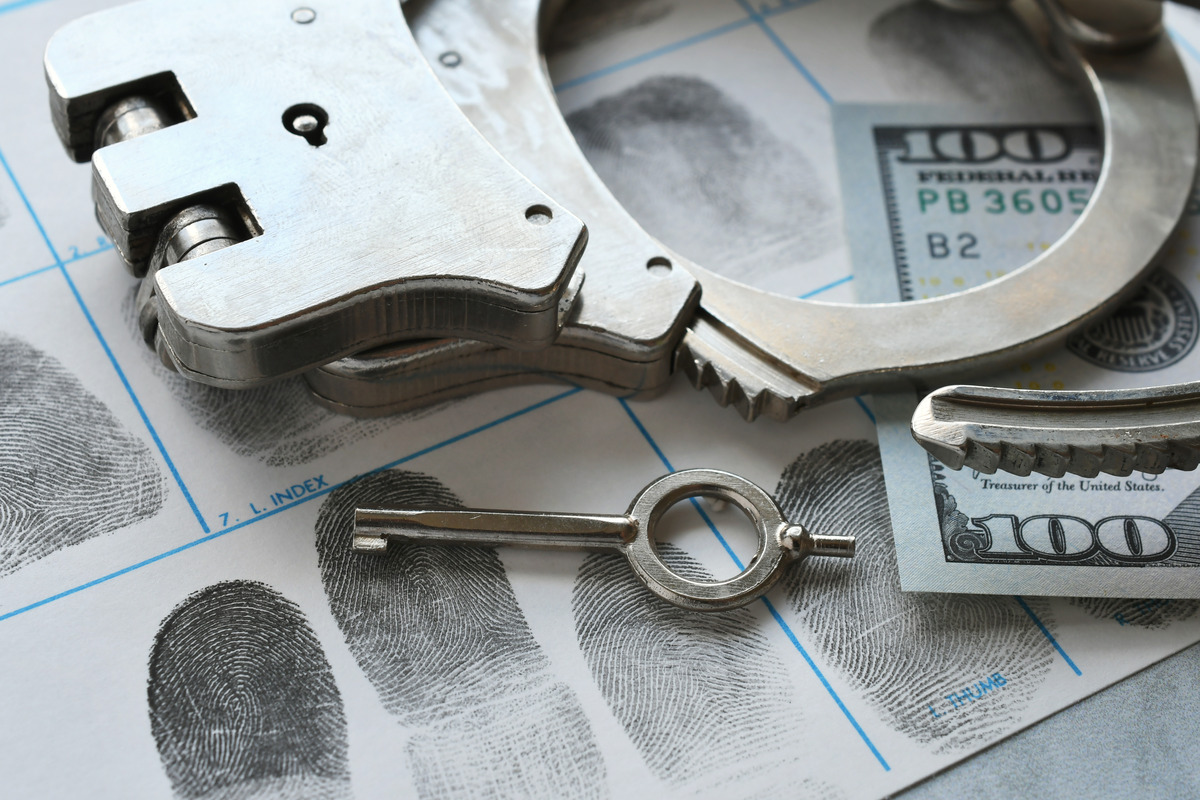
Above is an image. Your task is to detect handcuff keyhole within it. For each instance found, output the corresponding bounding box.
[283,103,328,146]
[650,494,758,580]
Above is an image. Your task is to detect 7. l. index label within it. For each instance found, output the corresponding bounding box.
[218,474,329,527]
[267,475,330,507]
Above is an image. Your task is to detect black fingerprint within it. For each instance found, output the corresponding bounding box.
[315,470,606,799]
[1072,598,1199,630]
[567,75,838,288]
[547,0,675,54]
[121,289,421,467]
[573,543,813,794]
[776,440,1055,753]
[0,332,164,577]
[868,1,1077,104]
[147,580,351,800]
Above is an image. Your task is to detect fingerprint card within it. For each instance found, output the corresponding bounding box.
[3,1,1200,799]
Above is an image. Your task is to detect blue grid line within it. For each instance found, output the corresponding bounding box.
[0,386,582,624]
[1170,28,1200,66]
[616,397,890,771]
[554,17,756,92]
[1015,596,1082,676]
[58,264,210,532]
[735,0,833,104]
[0,263,58,289]
[618,405,746,564]
[619,397,677,472]
[690,488,745,568]
[0,0,48,16]
[0,147,60,262]
[551,0,822,93]
[799,274,852,299]
[0,144,210,532]
[853,396,875,424]
[761,596,891,770]
[0,244,115,292]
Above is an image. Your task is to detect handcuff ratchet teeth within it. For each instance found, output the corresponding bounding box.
[304,0,1200,423]
[912,382,1200,479]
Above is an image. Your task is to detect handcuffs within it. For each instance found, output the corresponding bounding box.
[39,0,1200,607]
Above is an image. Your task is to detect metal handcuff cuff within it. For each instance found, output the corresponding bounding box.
[318,0,1200,424]
[43,0,1200,609]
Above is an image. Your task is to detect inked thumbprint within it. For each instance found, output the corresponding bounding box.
[573,543,819,795]
[567,75,839,290]
[147,580,351,799]
[776,440,1056,753]
[315,470,606,799]
[1072,598,1199,630]
[0,332,164,577]
[868,1,1076,104]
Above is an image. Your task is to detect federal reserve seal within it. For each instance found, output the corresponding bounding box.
[1067,270,1198,373]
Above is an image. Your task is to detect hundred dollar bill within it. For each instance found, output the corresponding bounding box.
[837,104,1200,597]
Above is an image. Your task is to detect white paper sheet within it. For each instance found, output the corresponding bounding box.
[2,0,1199,797]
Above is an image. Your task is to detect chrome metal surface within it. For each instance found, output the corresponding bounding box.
[306,0,700,415]
[135,205,247,362]
[913,383,1200,478]
[308,336,670,416]
[678,0,1196,420]
[1042,0,1163,49]
[94,95,172,153]
[311,0,1198,423]
[353,468,855,612]
[45,0,587,387]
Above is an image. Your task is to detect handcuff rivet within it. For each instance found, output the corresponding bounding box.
[647,256,672,277]
[525,205,553,225]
